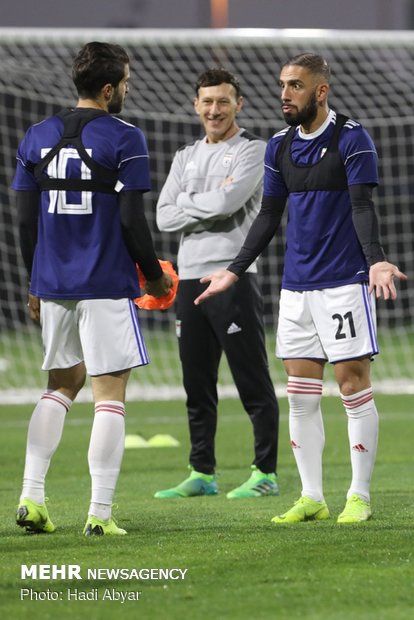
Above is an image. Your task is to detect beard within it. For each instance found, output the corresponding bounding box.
[108,90,124,114]
[283,91,318,127]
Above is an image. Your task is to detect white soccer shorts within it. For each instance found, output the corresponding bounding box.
[276,282,378,363]
[40,298,149,375]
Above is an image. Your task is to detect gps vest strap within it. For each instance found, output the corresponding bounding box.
[276,113,349,192]
[34,108,118,194]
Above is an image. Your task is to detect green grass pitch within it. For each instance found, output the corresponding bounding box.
[0,395,413,620]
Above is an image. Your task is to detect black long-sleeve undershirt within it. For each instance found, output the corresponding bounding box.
[349,184,386,266]
[17,190,39,278]
[227,184,385,278]
[119,190,162,281]
[227,195,286,277]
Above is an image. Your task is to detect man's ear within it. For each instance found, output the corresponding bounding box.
[317,83,329,103]
[102,83,114,101]
[236,95,244,113]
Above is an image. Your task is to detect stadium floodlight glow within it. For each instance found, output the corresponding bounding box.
[210,0,229,29]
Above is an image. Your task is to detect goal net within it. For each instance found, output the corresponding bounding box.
[1,28,413,401]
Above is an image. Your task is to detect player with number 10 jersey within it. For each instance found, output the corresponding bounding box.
[12,112,150,299]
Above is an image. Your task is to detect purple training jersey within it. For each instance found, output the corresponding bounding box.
[12,110,151,299]
[264,110,379,290]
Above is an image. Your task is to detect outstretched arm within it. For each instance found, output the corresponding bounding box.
[194,195,286,305]
[350,184,407,299]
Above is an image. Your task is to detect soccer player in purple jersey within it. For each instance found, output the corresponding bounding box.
[12,42,172,536]
[194,53,407,524]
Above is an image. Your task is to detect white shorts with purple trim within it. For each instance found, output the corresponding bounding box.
[40,298,149,375]
[276,283,378,363]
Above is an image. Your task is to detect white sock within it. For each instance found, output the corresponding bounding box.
[287,377,325,502]
[88,401,125,520]
[21,390,72,504]
[341,388,378,502]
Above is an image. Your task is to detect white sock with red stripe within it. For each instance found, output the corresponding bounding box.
[287,377,325,502]
[20,390,72,504]
[341,387,378,502]
[88,400,125,521]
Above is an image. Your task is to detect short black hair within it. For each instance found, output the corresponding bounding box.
[282,52,331,83]
[195,68,242,98]
[72,41,129,99]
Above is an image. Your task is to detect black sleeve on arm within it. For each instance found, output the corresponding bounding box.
[227,195,286,277]
[349,184,386,266]
[16,190,40,278]
[119,190,163,281]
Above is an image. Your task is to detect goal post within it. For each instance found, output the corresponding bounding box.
[0,28,413,401]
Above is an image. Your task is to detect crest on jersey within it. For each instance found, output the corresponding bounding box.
[222,153,233,168]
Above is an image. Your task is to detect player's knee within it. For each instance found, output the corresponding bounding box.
[338,378,371,396]
[288,392,322,417]
[287,377,323,417]
[72,370,86,395]
[48,363,86,399]
[335,357,372,396]
[339,381,354,396]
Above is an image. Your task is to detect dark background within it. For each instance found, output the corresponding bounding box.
[1,0,414,30]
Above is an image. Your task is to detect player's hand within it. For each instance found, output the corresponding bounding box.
[145,272,173,298]
[27,293,40,323]
[368,261,407,300]
[194,270,239,305]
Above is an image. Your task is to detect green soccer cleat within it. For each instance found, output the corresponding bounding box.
[337,494,372,523]
[83,516,127,536]
[154,468,218,498]
[227,466,279,498]
[271,496,330,524]
[16,498,56,534]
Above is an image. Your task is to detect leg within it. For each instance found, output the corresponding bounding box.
[91,369,130,403]
[78,298,147,534]
[284,358,326,502]
[272,358,330,523]
[220,275,279,474]
[178,280,222,474]
[271,290,331,523]
[85,370,130,531]
[335,357,377,522]
[47,363,87,401]
[153,281,220,498]
[17,363,86,533]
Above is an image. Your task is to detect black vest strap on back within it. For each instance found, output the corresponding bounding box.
[34,108,118,194]
[276,113,349,192]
